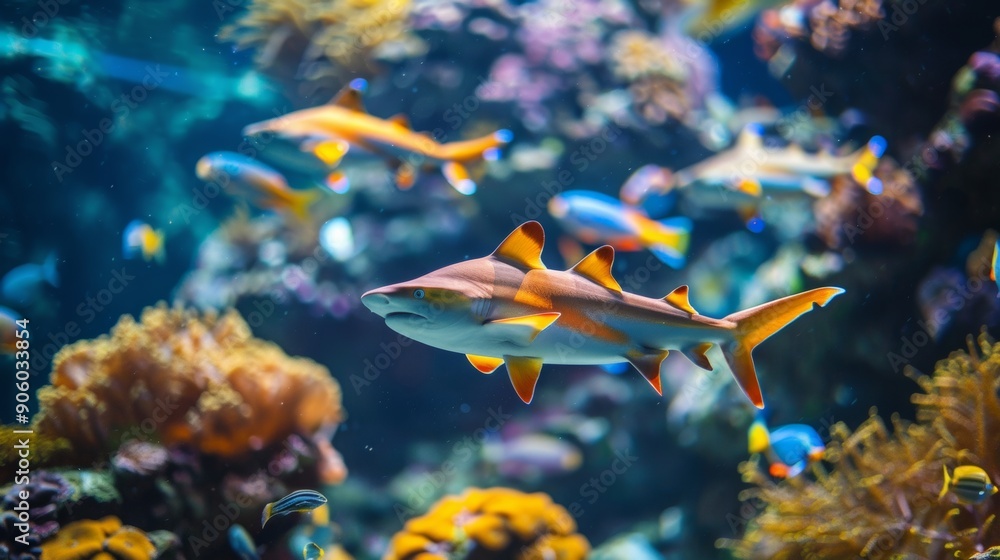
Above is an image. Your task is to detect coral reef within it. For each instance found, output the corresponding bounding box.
[384,487,590,560]
[5,303,345,480]
[608,30,691,126]
[40,516,156,560]
[754,0,884,64]
[219,0,424,99]
[720,331,1000,558]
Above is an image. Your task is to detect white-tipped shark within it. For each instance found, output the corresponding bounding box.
[361,222,844,407]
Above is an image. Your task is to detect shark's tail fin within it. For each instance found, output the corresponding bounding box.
[721,287,845,408]
[437,129,512,195]
[644,216,692,269]
[850,136,887,194]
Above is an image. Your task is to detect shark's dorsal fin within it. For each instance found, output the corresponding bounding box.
[737,124,764,150]
[389,113,411,129]
[467,354,504,374]
[503,355,543,403]
[569,246,622,293]
[492,221,546,270]
[330,79,368,112]
[681,342,713,370]
[663,285,698,315]
[487,312,560,345]
[625,349,670,395]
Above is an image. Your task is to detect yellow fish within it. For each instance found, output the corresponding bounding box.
[123,220,165,263]
[196,151,328,220]
[362,221,844,408]
[940,465,998,504]
[243,79,512,195]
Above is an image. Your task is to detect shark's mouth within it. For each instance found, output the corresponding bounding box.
[385,311,426,321]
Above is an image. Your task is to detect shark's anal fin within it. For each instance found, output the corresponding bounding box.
[467,354,504,374]
[492,221,547,270]
[487,312,561,345]
[625,349,670,395]
[664,285,698,315]
[569,246,622,293]
[504,356,543,403]
[681,342,713,370]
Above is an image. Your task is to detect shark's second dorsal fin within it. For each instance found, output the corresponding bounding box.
[570,246,622,293]
[492,221,546,270]
[664,285,698,315]
[330,78,368,112]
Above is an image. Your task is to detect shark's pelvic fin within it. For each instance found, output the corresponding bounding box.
[467,354,504,374]
[722,286,845,408]
[625,349,670,395]
[663,285,698,315]
[492,221,547,270]
[487,312,561,345]
[504,356,543,403]
[681,342,713,371]
[569,246,622,293]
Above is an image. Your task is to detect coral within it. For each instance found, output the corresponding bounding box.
[40,516,156,560]
[607,30,691,126]
[219,0,424,98]
[12,304,344,477]
[0,471,77,559]
[719,332,1000,559]
[384,487,590,560]
[754,0,884,63]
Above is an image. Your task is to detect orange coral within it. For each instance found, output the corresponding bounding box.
[719,331,1000,559]
[385,487,590,560]
[21,303,344,477]
[41,516,155,560]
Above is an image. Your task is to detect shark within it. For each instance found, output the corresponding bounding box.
[361,221,844,408]
[243,78,512,195]
[620,125,887,227]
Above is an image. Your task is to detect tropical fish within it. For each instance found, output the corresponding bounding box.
[228,525,259,560]
[122,220,166,263]
[0,306,26,354]
[620,126,887,229]
[243,79,512,195]
[261,490,328,528]
[195,151,333,220]
[748,415,825,478]
[360,221,844,407]
[303,543,324,559]
[482,433,583,480]
[991,240,999,289]
[1,254,58,307]
[939,465,998,505]
[548,190,693,268]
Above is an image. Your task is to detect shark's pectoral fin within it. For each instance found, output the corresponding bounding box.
[492,221,546,270]
[487,312,561,345]
[625,349,670,395]
[681,343,713,370]
[503,356,543,403]
[467,354,504,374]
[569,246,622,293]
[442,161,476,195]
[663,285,698,315]
[735,178,762,197]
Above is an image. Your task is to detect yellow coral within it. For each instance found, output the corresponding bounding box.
[719,331,1000,558]
[15,304,344,476]
[608,30,685,82]
[219,0,424,94]
[41,516,155,560]
[385,487,590,560]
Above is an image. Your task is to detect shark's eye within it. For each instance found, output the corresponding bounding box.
[413,289,425,299]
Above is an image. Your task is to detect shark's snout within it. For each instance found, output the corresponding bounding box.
[361,288,392,315]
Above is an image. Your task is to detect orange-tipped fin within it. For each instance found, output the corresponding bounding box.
[487,312,560,345]
[492,221,546,270]
[682,342,712,370]
[504,356,543,403]
[330,79,367,112]
[570,246,622,293]
[389,113,411,129]
[467,354,504,374]
[664,285,698,314]
[314,140,350,166]
[625,349,669,395]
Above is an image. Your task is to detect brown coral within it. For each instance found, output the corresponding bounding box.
[41,516,155,560]
[719,331,1000,559]
[385,487,590,560]
[607,30,691,126]
[17,303,344,478]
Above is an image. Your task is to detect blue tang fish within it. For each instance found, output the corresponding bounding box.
[748,415,825,478]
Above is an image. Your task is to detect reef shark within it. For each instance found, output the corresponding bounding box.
[243,79,512,195]
[361,221,844,407]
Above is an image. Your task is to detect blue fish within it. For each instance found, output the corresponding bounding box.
[1,254,58,307]
[228,525,259,560]
[261,489,328,528]
[748,415,825,478]
[548,190,693,268]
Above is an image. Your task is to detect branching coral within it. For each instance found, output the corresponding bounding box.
[6,303,345,481]
[385,487,590,560]
[720,331,1000,559]
[40,516,156,560]
[219,0,424,97]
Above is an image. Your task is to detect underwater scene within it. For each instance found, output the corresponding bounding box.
[2,0,1000,558]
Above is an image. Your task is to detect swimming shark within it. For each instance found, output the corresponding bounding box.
[361,221,844,407]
